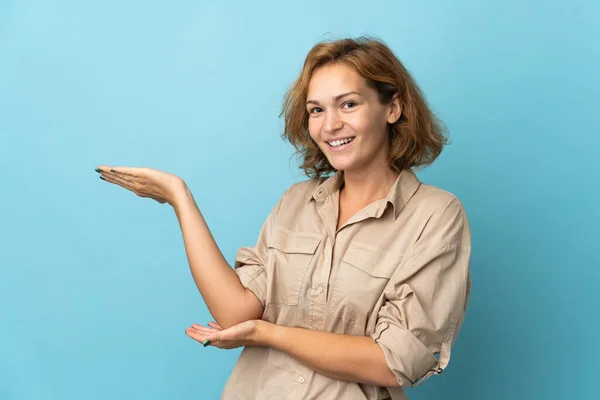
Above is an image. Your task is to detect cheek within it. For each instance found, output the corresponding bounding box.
[346,110,371,131]
[307,118,321,141]
[352,112,387,141]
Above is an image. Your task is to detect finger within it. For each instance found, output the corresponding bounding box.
[99,169,154,198]
[96,166,141,178]
[192,324,214,331]
[187,329,215,347]
[99,171,150,198]
[191,324,210,332]
[96,165,126,174]
[106,176,162,203]
[106,166,145,177]
[191,326,217,335]
[185,328,208,343]
[102,171,135,186]
[99,172,137,193]
[206,332,223,343]
[190,323,216,332]
[208,321,223,330]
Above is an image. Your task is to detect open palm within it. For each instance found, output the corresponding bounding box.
[95,166,185,205]
[185,320,264,350]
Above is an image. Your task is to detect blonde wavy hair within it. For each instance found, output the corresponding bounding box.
[280,36,449,178]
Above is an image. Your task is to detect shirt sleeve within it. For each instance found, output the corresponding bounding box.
[233,190,287,307]
[371,197,472,388]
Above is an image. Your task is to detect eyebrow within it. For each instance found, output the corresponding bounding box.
[306,91,362,106]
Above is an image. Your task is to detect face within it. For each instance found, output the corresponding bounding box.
[306,63,401,174]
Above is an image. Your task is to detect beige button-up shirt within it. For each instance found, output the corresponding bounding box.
[223,169,472,400]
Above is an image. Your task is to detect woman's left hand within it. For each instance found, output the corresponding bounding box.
[185,320,269,349]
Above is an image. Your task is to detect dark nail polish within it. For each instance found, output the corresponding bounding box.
[99,176,106,181]
[95,168,102,173]
[202,340,211,347]
[110,169,115,173]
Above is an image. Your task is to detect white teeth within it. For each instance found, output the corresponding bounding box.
[328,137,355,147]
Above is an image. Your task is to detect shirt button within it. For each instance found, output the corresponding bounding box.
[317,287,324,293]
[298,376,305,383]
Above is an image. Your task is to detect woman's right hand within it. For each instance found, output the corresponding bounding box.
[95,166,186,206]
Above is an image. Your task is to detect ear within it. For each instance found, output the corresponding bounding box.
[387,93,402,124]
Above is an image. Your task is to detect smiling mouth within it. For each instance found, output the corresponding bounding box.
[326,137,355,147]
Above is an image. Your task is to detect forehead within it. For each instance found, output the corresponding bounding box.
[307,63,367,98]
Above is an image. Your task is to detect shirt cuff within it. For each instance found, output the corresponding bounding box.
[234,264,267,307]
[371,319,439,387]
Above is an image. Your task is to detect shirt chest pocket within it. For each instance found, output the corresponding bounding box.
[267,227,322,306]
[331,244,402,322]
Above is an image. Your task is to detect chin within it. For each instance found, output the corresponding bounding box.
[321,142,361,173]
[327,158,355,172]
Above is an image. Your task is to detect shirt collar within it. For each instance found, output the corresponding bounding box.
[308,169,421,219]
[309,170,344,204]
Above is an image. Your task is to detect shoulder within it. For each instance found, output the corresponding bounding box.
[407,181,470,246]
[411,180,466,218]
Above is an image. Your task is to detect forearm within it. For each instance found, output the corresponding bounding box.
[263,324,398,387]
[172,184,263,328]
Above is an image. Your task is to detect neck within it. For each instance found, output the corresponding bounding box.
[340,161,399,206]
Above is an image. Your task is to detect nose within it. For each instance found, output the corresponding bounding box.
[323,109,343,134]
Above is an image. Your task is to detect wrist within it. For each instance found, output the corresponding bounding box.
[170,180,192,210]
[256,320,283,347]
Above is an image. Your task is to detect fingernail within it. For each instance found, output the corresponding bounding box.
[202,340,211,347]
[110,169,115,173]
[95,168,102,173]
[99,176,106,181]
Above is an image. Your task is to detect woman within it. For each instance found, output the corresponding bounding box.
[96,36,471,400]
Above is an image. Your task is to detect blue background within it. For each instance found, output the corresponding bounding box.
[1,0,598,399]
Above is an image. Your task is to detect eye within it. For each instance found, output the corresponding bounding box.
[309,107,323,114]
[343,101,356,109]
